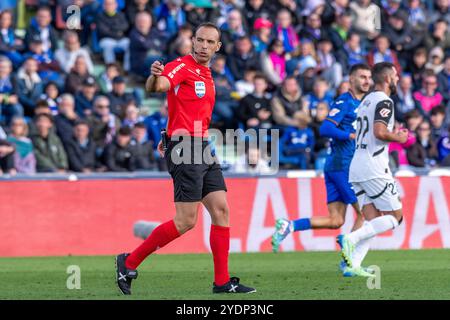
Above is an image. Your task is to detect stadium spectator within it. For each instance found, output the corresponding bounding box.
[31,113,68,173]
[184,0,218,29]
[27,100,53,137]
[24,6,58,54]
[335,79,350,97]
[392,73,425,122]
[429,0,450,26]
[87,95,121,149]
[122,101,144,128]
[143,98,168,154]
[220,9,248,55]
[16,57,43,118]
[75,76,97,118]
[0,56,22,126]
[304,77,334,117]
[153,0,187,41]
[407,120,438,168]
[380,0,403,23]
[40,81,59,115]
[271,0,303,26]
[55,30,94,74]
[430,105,448,141]
[0,10,24,69]
[279,112,315,169]
[298,13,326,45]
[405,0,427,31]
[321,0,350,27]
[168,36,193,61]
[437,129,450,166]
[300,0,326,19]
[425,46,445,74]
[24,34,62,86]
[413,72,444,114]
[7,116,36,174]
[125,0,154,26]
[384,10,424,67]
[0,138,15,175]
[244,0,271,35]
[232,144,272,174]
[237,74,273,130]
[260,39,287,86]
[424,19,450,52]
[389,121,417,169]
[335,32,367,74]
[64,55,93,94]
[438,55,450,102]
[274,9,299,54]
[367,35,402,75]
[328,11,353,53]
[405,109,424,133]
[210,54,236,129]
[349,0,380,42]
[226,36,261,81]
[98,63,121,94]
[130,122,155,171]
[407,47,428,90]
[102,126,136,172]
[309,101,330,169]
[291,39,318,79]
[166,24,193,59]
[234,68,256,98]
[271,76,310,127]
[96,0,131,71]
[129,11,165,79]
[54,94,79,146]
[107,76,137,117]
[65,119,98,173]
[250,17,273,54]
[316,37,343,90]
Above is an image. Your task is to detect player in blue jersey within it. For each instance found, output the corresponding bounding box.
[272,64,374,277]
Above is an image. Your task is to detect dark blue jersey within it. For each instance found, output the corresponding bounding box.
[323,92,360,172]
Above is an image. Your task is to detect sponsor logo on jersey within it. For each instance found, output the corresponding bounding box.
[168,63,186,79]
[379,108,391,118]
[329,108,340,116]
[195,81,206,98]
[335,100,344,105]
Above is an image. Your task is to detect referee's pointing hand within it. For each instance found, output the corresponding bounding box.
[151,61,164,76]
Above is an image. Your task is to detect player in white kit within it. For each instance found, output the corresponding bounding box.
[337,62,409,268]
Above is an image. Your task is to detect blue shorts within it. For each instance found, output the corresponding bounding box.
[324,170,357,205]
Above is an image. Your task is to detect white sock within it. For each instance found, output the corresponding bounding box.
[351,222,374,268]
[347,215,398,245]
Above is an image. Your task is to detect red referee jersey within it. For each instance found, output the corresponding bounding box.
[160,54,215,137]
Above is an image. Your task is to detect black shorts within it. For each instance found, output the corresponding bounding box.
[164,137,227,202]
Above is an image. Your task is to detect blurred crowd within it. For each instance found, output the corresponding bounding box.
[0,0,450,175]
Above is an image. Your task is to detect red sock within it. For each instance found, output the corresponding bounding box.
[210,225,230,286]
[125,220,180,270]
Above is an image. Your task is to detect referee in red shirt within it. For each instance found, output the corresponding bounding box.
[116,23,256,295]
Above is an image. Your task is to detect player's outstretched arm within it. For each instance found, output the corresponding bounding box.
[374,122,408,143]
[145,61,171,93]
[319,119,353,140]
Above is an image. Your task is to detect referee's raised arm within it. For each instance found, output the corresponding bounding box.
[145,60,171,93]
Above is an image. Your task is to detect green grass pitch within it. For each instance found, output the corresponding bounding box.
[1,249,449,300]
